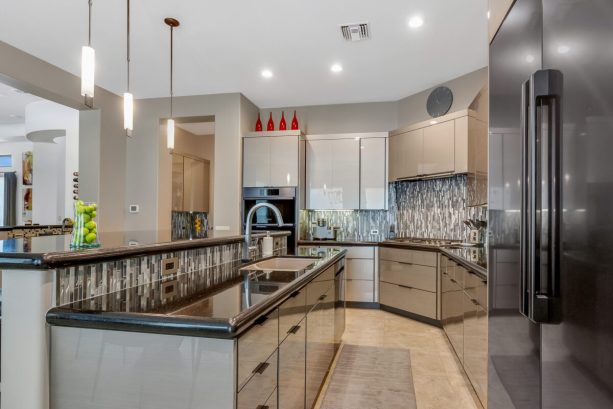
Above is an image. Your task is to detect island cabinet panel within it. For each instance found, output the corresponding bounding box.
[237,349,278,409]
[237,308,279,390]
[278,317,306,409]
[278,287,307,341]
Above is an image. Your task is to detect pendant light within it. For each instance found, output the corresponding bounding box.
[81,0,95,107]
[164,17,180,150]
[123,0,133,136]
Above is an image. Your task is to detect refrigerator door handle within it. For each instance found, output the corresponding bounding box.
[521,69,563,324]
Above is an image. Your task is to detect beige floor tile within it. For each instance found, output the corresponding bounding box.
[315,308,481,409]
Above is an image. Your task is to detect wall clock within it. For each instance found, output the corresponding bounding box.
[426,86,453,118]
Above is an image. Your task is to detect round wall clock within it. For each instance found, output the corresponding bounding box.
[426,86,453,118]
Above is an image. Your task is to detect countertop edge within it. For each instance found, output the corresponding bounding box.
[440,248,487,279]
[46,250,347,339]
[1,231,292,270]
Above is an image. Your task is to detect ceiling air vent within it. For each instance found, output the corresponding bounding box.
[340,23,370,42]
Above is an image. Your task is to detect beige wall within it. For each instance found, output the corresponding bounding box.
[489,0,514,42]
[126,93,247,233]
[0,40,126,232]
[396,67,488,129]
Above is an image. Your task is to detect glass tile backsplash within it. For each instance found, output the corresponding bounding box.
[301,175,486,242]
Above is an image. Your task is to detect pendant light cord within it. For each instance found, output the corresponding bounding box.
[126,0,130,92]
[88,0,93,47]
[170,25,174,118]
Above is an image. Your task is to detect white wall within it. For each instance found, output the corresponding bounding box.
[25,100,79,225]
[0,140,33,225]
[127,93,247,234]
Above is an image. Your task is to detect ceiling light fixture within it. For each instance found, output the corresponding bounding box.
[123,0,133,136]
[408,15,424,29]
[165,17,180,151]
[331,63,343,73]
[261,69,273,79]
[81,0,95,108]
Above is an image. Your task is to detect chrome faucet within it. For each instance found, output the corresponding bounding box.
[243,202,285,261]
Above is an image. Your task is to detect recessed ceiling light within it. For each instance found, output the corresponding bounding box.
[331,63,343,73]
[408,15,424,29]
[525,54,535,63]
[261,69,273,79]
[557,45,570,54]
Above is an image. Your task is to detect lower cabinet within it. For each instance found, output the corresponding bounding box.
[440,254,488,407]
[278,318,306,409]
[237,349,279,409]
[379,282,436,319]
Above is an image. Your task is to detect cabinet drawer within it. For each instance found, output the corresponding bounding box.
[344,246,374,259]
[380,260,436,292]
[237,349,278,409]
[380,282,436,319]
[306,266,334,308]
[346,279,374,302]
[379,247,437,266]
[237,309,279,389]
[278,288,306,341]
[464,270,487,309]
[346,258,374,280]
[278,318,306,409]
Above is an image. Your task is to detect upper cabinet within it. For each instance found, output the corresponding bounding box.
[306,134,387,210]
[389,110,488,205]
[243,132,301,187]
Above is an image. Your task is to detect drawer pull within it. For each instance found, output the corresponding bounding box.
[252,362,270,375]
[289,290,301,298]
[450,278,457,284]
[287,325,301,334]
[254,315,269,326]
[318,294,327,301]
[398,284,413,290]
[256,405,269,409]
[471,299,479,306]
[396,261,414,266]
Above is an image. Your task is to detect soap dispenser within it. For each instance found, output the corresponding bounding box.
[262,231,273,257]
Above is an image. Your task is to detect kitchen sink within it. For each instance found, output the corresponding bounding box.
[241,257,317,272]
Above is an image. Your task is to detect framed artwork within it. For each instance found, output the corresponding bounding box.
[22,151,33,185]
[23,188,32,222]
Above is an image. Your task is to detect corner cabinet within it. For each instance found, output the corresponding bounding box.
[306,134,387,210]
[388,110,488,196]
[243,132,302,188]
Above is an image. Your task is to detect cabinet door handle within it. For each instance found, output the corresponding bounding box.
[398,284,413,290]
[318,294,327,301]
[254,315,269,326]
[287,325,301,334]
[252,362,270,375]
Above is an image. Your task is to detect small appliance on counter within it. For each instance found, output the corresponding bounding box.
[311,218,340,241]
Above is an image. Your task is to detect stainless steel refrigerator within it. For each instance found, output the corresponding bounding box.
[488,0,613,408]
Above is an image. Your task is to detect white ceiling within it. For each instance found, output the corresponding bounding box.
[0,0,488,108]
[0,81,42,125]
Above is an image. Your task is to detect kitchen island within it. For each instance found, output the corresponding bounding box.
[0,230,293,409]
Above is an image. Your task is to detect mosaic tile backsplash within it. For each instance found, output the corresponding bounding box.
[389,175,487,241]
[57,235,287,306]
[301,175,487,242]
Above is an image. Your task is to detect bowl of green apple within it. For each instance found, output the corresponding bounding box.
[70,200,100,248]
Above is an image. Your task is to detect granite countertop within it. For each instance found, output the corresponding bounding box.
[298,239,380,247]
[441,246,487,279]
[46,248,346,339]
[0,230,291,269]
[0,224,67,231]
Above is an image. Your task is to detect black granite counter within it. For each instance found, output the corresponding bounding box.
[46,248,346,338]
[298,239,380,247]
[0,224,68,232]
[441,246,487,279]
[0,230,291,269]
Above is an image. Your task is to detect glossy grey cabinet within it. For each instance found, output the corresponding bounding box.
[440,255,488,407]
[279,317,306,409]
[237,309,279,391]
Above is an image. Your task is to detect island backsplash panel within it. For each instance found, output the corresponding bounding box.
[301,175,486,241]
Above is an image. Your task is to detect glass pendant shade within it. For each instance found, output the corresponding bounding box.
[81,46,95,99]
[167,119,175,150]
[123,92,133,132]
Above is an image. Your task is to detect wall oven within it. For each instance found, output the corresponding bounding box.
[242,187,298,254]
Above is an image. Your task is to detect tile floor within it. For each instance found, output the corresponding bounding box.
[315,308,482,409]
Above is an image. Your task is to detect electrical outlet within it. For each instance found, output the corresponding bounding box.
[370,229,379,236]
[129,204,140,213]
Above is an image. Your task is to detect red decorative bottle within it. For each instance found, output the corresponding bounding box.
[279,112,287,131]
[291,110,299,130]
[255,113,263,132]
[267,113,275,131]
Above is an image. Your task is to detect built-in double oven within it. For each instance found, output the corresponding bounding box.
[242,187,299,254]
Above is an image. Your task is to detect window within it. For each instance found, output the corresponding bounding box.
[0,154,12,167]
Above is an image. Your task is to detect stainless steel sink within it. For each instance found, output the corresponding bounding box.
[241,257,317,272]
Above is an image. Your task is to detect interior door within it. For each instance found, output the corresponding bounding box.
[488,0,543,408]
[540,1,613,408]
